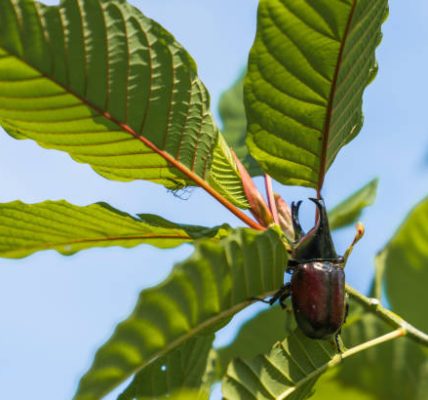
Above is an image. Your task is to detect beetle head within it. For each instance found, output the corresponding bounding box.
[292,198,342,263]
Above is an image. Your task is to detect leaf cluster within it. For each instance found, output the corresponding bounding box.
[0,1,427,400]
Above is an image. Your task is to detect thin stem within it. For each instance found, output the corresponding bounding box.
[346,284,428,347]
[264,174,279,224]
[343,222,365,264]
[337,328,405,360]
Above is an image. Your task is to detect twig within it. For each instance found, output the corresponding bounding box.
[346,284,428,347]
[277,328,405,400]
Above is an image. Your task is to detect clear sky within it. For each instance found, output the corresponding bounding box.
[0,1,427,399]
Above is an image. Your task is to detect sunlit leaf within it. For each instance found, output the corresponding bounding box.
[313,300,428,400]
[383,197,428,332]
[0,0,247,208]
[222,329,337,400]
[328,178,378,230]
[0,200,228,258]
[245,0,388,190]
[312,369,375,400]
[216,306,295,378]
[118,335,213,400]
[74,228,288,400]
[218,72,261,176]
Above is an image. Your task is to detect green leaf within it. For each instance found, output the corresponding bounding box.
[313,301,428,400]
[222,329,337,400]
[118,334,213,400]
[208,134,250,209]
[216,306,295,377]
[0,200,229,259]
[312,370,375,400]
[121,389,207,400]
[218,72,262,176]
[0,0,247,208]
[328,178,378,230]
[245,0,388,190]
[384,197,428,332]
[74,228,288,400]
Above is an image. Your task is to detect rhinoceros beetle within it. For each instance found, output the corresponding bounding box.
[260,198,348,351]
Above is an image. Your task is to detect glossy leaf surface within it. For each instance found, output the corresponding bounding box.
[74,228,288,400]
[0,0,247,207]
[245,0,388,190]
[0,200,229,258]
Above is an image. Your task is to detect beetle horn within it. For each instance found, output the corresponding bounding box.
[293,198,339,262]
[291,200,305,241]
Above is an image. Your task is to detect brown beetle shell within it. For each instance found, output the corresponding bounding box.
[291,261,345,339]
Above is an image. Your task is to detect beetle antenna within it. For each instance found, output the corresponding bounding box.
[344,222,365,264]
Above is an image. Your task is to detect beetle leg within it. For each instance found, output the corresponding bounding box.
[291,201,305,241]
[344,301,350,324]
[251,283,291,308]
[267,283,291,306]
[277,284,291,309]
[334,334,345,354]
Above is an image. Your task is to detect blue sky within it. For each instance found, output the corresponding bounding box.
[0,1,427,399]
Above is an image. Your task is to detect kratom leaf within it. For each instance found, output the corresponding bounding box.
[313,300,428,400]
[216,306,295,377]
[0,200,228,258]
[0,0,247,208]
[383,197,428,332]
[369,251,386,300]
[312,370,375,400]
[118,334,213,400]
[162,390,208,400]
[122,389,207,400]
[74,228,288,400]
[328,178,378,230]
[245,0,388,190]
[208,135,250,209]
[222,329,337,400]
[218,72,262,176]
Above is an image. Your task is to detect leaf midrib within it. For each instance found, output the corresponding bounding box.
[1,43,261,229]
[317,0,357,196]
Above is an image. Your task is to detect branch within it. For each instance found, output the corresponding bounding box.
[346,284,428,347]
